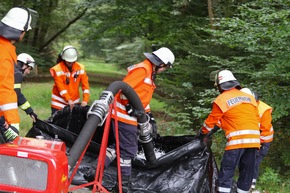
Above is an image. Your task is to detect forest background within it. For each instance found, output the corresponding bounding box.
[1,0,290,192]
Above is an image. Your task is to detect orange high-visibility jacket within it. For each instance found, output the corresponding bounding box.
[0,37,20,130]
[50,61,90,110]
[258,100,274,143]
[112,59,156,126]
[202,88,260,150]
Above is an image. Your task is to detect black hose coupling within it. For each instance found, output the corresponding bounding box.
[138,114,153,144]
[87,91,114,126]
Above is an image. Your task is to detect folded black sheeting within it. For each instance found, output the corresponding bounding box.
[26,105,218,193]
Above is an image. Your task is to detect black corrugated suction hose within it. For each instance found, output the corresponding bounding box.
[68,81,156,170]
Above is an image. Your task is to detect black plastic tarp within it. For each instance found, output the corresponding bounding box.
[26,105,218,193]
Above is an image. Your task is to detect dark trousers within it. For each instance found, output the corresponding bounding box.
[0,116,4,125]
[107,120,138,176]
[253,142,270,180]
[51,107,58,115]
[218,148,257,193]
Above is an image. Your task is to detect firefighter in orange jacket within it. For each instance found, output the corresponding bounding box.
[84,47,175,192]
[50,45,90,115]
[240,88,274,190]
[0,7,38,142]
[199,70,260,193]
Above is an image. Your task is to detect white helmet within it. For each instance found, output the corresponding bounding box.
[144,47,175,68]
[240,88,254,96]
[215,70,241,91]
[240,88,258,101]
[17,53,35,69]
[61,45,78,62]
[216,70,237,84]
[1,7,36,31]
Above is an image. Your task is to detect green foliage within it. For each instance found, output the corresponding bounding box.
[257,167,284,192]
[209,0,290,119]
[202,0,290,180]
[210,131,226,164]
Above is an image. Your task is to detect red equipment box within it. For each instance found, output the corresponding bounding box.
[0,137,69,193]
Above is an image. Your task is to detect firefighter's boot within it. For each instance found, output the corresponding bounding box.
[83,159,98,182]
[112,175,131,193]
[83,154,113,182]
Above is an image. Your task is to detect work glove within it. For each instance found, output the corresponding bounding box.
[147,112,158,139]
[125,104,135,116]
[0,125,19,142]
[81,101,88,107]
[196,131,212,148]
[197,125,220,147]
[68,100,74,111]
[29,111,38,122]
[125,104,145,118]
[196,131,207,142]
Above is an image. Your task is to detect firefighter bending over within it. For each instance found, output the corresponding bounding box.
[84,47,175,192]
[50,45,90,115]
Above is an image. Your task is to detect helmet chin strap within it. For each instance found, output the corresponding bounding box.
[21,67,28,74]
[152,65,162,81]
[65,62,74,72]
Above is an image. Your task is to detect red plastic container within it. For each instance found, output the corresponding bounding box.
[0,137,69,193]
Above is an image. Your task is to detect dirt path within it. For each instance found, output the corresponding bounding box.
[26,73,123,87]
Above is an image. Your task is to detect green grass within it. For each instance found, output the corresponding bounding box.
[19,82,168,136]
[79,58,126,75]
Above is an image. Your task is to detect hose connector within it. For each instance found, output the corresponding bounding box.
[138,114,153,143]
[87,91,114,126]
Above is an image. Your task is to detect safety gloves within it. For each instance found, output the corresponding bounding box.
[81,101,88,107]
[125,104,159,139]
[28,111,38,122]
[196,125,220,146]
[0,124,19,142]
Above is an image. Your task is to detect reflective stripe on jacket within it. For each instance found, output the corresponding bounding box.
[258,100,274,143]
[50,61,90,110]
[112,59,156,125]
[0,36,20,129]
[202,88,260,150]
